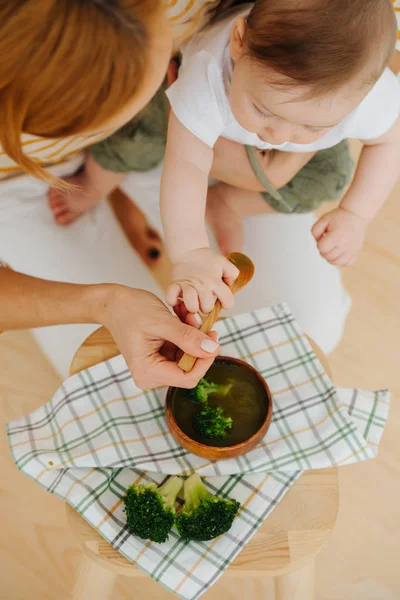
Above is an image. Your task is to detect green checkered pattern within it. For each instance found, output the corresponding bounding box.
[7,303,389,600]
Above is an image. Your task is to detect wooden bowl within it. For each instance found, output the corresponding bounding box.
[165,357,273,460]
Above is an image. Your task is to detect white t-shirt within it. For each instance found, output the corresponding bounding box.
[167,5,400,152]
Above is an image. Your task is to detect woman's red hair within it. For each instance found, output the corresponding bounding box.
[0,0,161,183]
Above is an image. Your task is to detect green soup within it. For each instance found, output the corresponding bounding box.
[171,360,270,447]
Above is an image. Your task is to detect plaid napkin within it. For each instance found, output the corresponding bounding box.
[7,303,389,600]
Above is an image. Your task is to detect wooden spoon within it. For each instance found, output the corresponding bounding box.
[178,252,255,372]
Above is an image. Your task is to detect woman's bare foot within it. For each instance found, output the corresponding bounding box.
[206,184,244,254]
[48,170,102,225]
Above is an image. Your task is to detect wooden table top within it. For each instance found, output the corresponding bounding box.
[66,326,338,577]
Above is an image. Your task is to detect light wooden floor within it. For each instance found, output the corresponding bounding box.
[1,175,399,599]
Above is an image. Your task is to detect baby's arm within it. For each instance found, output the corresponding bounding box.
[312,115,400,266]
[341,117,400,220]
[161,112,239,314]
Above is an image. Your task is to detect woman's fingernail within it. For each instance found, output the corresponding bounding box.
[200,339,219,353]
[194,312,203,325]
[214,331,219,342]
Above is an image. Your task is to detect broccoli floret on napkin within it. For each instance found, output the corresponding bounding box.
[123,476,183,543]
[175,474,240,541]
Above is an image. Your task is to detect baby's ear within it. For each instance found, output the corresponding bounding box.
[230,17,247,62]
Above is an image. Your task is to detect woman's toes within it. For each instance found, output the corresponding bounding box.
[49,196,62,209]
[52,204,68,217]
[56,211,76,225]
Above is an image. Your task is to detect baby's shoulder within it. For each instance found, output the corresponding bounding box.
[166,50,229,147]
[346,69,400,140]
[177,47,230,114]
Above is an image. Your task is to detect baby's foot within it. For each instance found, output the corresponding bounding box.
[206,184,244,255]
[48,171,102,225]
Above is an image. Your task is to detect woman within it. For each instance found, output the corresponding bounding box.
[1,0,396,380]
[0,266,219,389]
[0,0,220,381]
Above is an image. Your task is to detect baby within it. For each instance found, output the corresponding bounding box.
[161,0,400,315]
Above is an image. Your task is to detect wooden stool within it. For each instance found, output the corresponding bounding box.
[67,326,338,600]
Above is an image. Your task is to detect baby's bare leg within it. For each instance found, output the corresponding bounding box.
[208,145,317,254]
[206,183,275,255]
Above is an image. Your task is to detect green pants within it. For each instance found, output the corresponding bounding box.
[89,82,354,212]
[246,142,354,213]
[90,81,169,173]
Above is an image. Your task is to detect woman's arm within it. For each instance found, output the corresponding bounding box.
[0,268,220,388]
[0,267,101,330]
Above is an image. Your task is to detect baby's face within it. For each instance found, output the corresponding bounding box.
[229,57,369,145]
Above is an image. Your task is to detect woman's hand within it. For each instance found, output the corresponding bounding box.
[0,269,218,388]
[97,285,220,389]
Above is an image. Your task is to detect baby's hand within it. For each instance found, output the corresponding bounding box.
[166,248,239,314]
[312,207,368,266]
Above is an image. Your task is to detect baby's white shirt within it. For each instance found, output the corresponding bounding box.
[166,5,400,152]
